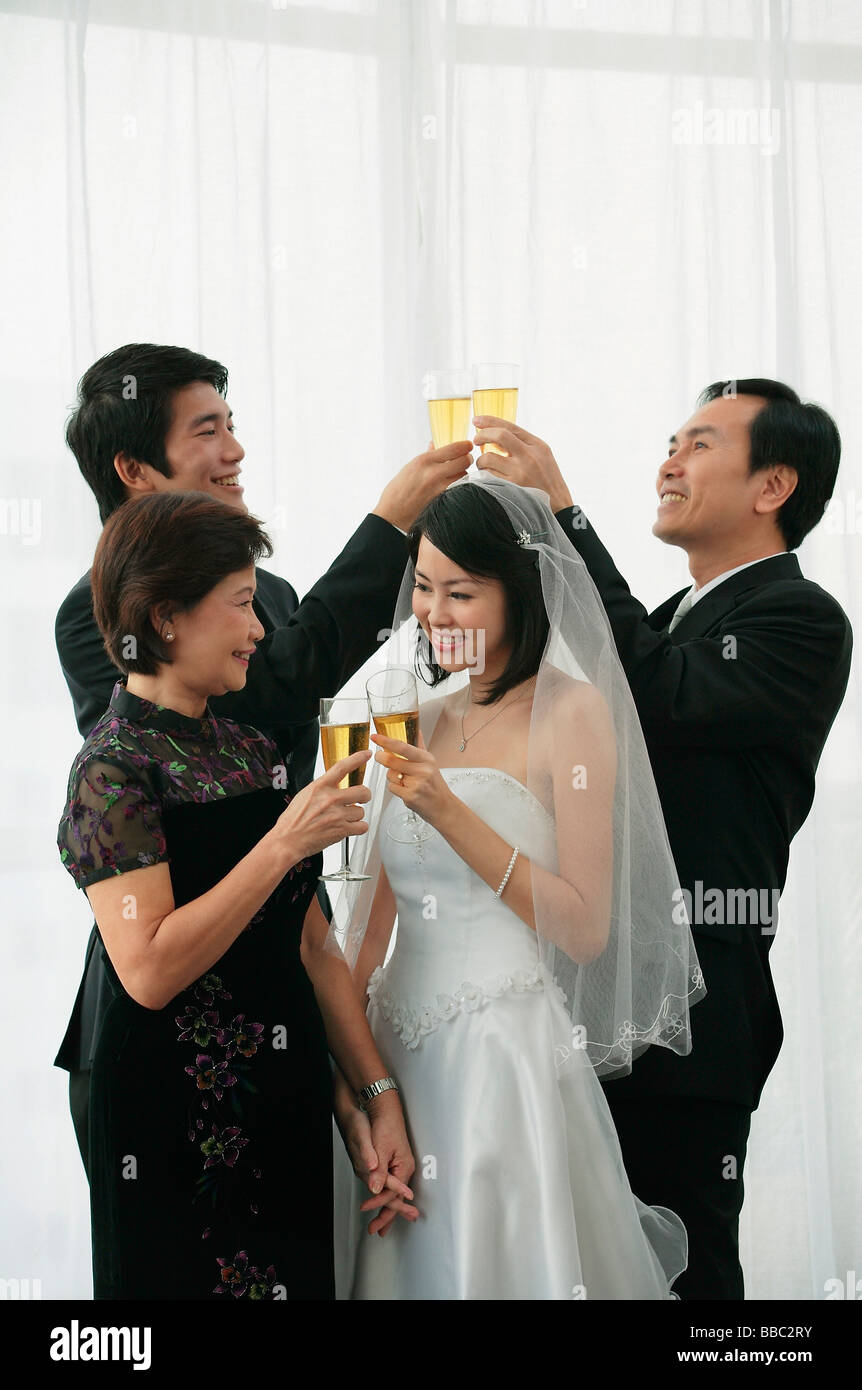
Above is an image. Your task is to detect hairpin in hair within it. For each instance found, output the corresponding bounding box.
[516,529,549,547]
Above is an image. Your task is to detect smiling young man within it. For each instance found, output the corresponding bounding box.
[55,342,472,1182]
[472,380,852,1299]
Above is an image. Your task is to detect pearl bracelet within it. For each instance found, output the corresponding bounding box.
[495,845,520,898]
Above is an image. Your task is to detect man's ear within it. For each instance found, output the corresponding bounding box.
[114,451,153,492]
[755,463,797,516]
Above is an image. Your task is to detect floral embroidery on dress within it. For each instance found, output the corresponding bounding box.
[57,680,288,890]
[246,857,313,928]
[216,1015,265,1059]
[214,1250,279,1299]
[367,961,567,1050]
[173,969,282,1297]
[201,1125,248,1169]
[193,974,232,1007]
[59,761,167,885]
[184,1052,238,1103]
[175,1010,216,1048]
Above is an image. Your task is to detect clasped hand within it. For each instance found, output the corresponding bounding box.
[334,1077,418,1237]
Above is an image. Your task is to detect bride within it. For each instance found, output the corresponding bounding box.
[331,475,705,1300]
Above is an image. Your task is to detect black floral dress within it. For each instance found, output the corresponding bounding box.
[58,682,334,1300]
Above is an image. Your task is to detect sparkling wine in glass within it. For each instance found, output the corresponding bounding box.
[365,669,430,845]
[472,362,520,455]
[423,368,472,448]
[319,697,371,882]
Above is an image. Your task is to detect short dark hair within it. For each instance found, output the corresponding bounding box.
[697,379,841,549]
[91,492,273,676]
[65,343,229,524]
[407,484,549,706]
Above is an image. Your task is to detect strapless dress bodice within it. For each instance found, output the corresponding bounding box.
[369,767,566,1048]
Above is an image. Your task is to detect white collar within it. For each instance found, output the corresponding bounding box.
[687,552,787,606]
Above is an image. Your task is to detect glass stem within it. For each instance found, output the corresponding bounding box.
[341,836,350,873]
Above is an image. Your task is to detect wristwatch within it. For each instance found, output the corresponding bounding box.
[357,1076,399,1110]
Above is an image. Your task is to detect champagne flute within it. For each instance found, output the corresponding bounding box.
[423,368,472,448]
[472,362,520,455]
[366,669,430,845]
[319,697,371,882]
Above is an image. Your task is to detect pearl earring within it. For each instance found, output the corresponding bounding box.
[165,632,174,641]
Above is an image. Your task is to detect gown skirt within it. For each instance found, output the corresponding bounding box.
[335,767,688,1300]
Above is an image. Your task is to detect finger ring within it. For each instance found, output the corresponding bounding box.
[397,772,404,783]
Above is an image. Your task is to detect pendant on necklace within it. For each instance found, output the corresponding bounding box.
[458,740,466,752]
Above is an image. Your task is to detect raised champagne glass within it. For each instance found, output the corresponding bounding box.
[423,368,472,448]
[472,362,520,455]
[365,668,430,845]
[319,697,371,882]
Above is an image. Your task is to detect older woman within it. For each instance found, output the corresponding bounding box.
[58,492,415,1300]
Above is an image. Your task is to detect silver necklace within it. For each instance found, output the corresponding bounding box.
[458,689,533,753]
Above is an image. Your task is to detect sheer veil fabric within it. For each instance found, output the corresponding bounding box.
[327,474,705,1080]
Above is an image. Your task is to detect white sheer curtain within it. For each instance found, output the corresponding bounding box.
[1,0,858,1299]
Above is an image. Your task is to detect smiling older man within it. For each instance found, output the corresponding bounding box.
[473,380,852,1299]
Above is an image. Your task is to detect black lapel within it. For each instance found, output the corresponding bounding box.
[662,553,801,642]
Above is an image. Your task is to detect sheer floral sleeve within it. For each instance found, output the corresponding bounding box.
[58,757,169,890]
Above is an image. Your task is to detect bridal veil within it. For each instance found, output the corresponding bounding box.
[325,474,705,1080]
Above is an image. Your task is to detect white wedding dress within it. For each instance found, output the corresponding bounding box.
[334,766,688,1300]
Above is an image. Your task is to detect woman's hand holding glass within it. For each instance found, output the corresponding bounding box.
[371,730,456,831]
[271,749,372,863]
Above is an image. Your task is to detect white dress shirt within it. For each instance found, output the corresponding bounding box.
[689,553,786,606]
[668,552,786,631]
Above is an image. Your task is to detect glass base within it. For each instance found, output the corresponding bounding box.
[386,812,432,845]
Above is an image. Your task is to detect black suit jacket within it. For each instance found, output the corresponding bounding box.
[55,512,409,1072]
[554,508,852,1110]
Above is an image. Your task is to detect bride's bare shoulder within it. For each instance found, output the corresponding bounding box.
[540,668,612,732]
[419,688,459,732]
